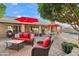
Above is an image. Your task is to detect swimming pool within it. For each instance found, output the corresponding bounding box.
[65,32,79,35]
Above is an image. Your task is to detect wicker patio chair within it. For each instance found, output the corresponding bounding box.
[31,39,53,56]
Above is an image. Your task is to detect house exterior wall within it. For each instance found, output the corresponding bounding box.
[21,24,25,32]
[0,23,29,38]
[0,23,21,38]
[25,25,30,32]
[0,23,7,38]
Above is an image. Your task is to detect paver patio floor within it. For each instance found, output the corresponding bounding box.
[0,36,47,56]
[0,38,32,56]
[0,33,79,56]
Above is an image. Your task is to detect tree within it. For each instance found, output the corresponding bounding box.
[38,3,79,31]
[0,4,6,18]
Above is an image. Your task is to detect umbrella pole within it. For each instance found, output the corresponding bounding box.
[78,34,79,44]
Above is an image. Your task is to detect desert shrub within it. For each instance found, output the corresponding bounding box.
[62,42,79,54]
[62,42,73,54]
[69,43,79,48]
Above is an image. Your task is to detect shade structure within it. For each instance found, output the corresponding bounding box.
[16,17,39,23]
[48,24,60,27]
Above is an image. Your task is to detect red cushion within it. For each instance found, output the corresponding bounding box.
[19,33,30,39]
[43,37,51,47]
[14,38,32,42]
[15,38,26,40]
[14,33,32,42]
[36,43,44,47]
[23,33,29,38]
[19,33,23,38]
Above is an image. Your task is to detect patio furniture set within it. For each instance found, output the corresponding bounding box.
[5,32,53,56]
[6,32,34,50]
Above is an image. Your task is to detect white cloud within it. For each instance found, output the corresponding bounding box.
[17,16,22,18]
[16,15,30,18]
[22,15,31,17]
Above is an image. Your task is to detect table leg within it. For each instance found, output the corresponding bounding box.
[6,42,8,48]
[17,44,19,51]
[32,38,34,46]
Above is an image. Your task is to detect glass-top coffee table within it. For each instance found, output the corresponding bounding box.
[6,40,24,51]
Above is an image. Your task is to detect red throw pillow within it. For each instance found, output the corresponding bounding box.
[43,37,51,47]
[19,33,23,38]
[28,33,30,39]
[19,33,30,38]
[23,33,29,38]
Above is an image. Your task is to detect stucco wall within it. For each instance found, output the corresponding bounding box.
[0,23,7,38]
[0,23,22,38]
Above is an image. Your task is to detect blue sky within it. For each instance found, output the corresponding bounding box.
[4,3,50,23]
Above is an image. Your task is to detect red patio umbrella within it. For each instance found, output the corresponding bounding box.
[16,17,39,23]
[47,24,60,27]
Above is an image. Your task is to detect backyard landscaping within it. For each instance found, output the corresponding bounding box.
[0,31,79,56]
[0,3,79,56]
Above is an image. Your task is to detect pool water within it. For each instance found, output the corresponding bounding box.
[65,32,79,35]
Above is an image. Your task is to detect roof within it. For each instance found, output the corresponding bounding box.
[0,16,46,25]
[0,16,22,24]
[0,16,60,26]
[0,16,60,27]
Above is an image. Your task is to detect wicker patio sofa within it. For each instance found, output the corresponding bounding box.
[13,32,34,46]
[31,37,53,56]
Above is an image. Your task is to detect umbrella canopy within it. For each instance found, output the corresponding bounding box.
[43,24,60,27]
[16,17,39,23]
[47,24,60,27]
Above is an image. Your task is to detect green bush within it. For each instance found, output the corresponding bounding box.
[61,42,79,54]
[69,43,79,48]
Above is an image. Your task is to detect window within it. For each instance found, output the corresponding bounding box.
[7,26,13,32]
[13,26,21,33]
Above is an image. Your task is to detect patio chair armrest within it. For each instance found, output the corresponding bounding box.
[33,46,48,49]
[31,46,49,56]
